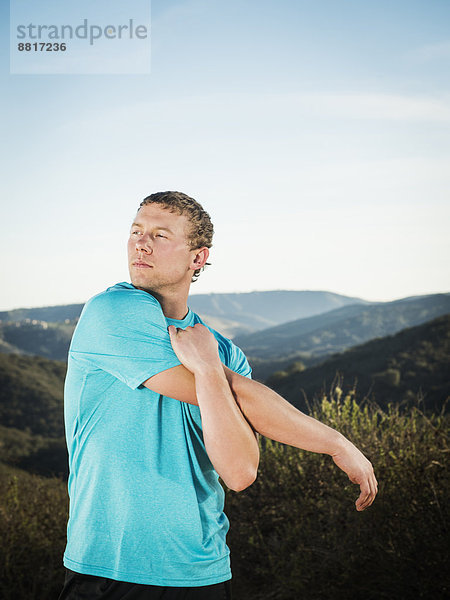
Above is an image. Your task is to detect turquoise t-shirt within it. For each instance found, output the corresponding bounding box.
[63,282,251,586]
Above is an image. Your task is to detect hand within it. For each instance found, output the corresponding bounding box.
[168,323,222,376]
[331,438,378,511]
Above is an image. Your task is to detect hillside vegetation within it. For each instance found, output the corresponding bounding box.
[0,354,67,479]
[237,292,450,369]
[0,463,68,600]
[0,321,75,361]
[267,313,450,413]
[0,353,65,437]
[227,391,449,600]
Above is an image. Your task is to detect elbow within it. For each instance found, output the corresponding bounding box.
[225,466,258,493]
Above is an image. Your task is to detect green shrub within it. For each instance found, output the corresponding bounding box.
[373,368,401,386]
[226,384,449,600]
[0,464,67,600]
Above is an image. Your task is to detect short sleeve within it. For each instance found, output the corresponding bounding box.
[213,329,252,379]
[229,343,252,379]
[69,286,181,390]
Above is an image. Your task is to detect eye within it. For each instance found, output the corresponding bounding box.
[156,234,167,239]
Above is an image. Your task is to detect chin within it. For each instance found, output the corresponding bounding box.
[130,274,151,289]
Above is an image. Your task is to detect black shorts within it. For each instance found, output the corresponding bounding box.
[58,569,232,600]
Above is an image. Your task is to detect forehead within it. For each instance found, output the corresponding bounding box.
[133,204,188,232]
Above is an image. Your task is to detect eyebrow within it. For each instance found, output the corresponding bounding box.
[131,223,174,234]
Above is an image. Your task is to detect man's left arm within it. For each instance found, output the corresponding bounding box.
[223,367,378,511]
[145,329,377,511]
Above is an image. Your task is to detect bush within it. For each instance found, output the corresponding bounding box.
[0,464,67,600]
[226,384,450,600]
[373,368,401,386]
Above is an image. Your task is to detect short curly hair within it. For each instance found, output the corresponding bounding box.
[139,191,214,282]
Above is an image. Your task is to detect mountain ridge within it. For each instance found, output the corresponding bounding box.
[1,291,448,372]
[0,289,370,332]
[237,293,450,366]
[267,313,450,414]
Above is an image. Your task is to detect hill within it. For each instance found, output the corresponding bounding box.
[0,304,82,324]
[266,313,450,413]
[2,291,447,364]
[0,353,67,478]
[236,293,450,376]
[0,289,369,343]
[188,289,369,333]
[0,353,65,438]
[0,321,75,361]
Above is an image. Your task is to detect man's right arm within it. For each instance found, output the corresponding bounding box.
[145,364,199,405]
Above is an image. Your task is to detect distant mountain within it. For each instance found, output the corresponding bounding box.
[0,290,367,331]
[236,293,450,369]
[0,304,83,324]
[1,291,448,369]
[188,290,370,333]
[0,290,371,358]
[267,313,450,414]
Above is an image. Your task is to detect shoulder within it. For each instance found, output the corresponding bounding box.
[82,282,162,320]
[76,283,167,337]
[71,283,170,352]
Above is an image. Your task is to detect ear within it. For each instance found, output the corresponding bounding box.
[190,247,210,271]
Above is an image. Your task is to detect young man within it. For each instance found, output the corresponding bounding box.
[60,191,377,600]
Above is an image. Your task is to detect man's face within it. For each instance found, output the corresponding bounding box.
[127,204,197,294]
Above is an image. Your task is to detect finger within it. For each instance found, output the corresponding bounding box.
[365,471,378,507]
[356,472,378,511]
[355,479,373,511]
[355,482,367,511]
[355,488,369,511]
[367,473,379,507]
[167,325,179,340]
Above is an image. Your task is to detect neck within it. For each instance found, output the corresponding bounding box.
[136,280,190,320]
[152,290,189,320]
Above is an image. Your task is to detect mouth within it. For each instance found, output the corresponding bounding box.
[132,261,153,269]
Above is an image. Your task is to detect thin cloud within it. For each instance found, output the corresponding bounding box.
[410,39,450,62]
[295,92,450,122]
[55,91,450,137]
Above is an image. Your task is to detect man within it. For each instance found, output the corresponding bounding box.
[60,191,377,600]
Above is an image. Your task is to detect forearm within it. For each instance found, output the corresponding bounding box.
[222,367,378,511]
[224,367,345,455]
[194,364,259,491]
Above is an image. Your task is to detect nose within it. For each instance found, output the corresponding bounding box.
[135,234,153,254]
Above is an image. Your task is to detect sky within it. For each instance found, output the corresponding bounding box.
[1,0,449,310]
